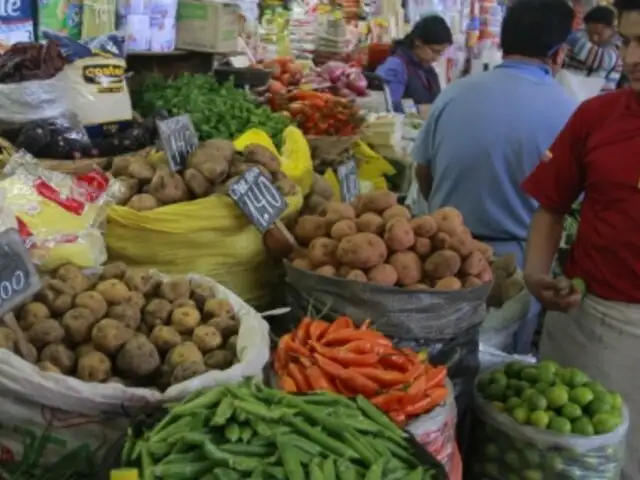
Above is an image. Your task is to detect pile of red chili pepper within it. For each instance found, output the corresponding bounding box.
[270,90,365,137]
[274,316,449,426]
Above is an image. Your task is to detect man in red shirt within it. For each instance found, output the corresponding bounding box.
[522,0,640,476]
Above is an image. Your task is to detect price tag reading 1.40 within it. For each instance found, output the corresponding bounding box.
[227,167,287,232]
[156,114,199,172]
[336,158,359,203]
[0,228,41,317]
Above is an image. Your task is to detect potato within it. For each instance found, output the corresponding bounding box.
[243,144,280,173]
[91,318,134,355]
[111,156,134,177]
[56,264,91,294]
[108,376,126,385]
[149,166,189,205]
[18,302,50,331]
[158,278,191,302]
[325,202,356,224]
[410,216,438,238]
[315,265,337,276]
[225,335,238,354]
[461,251,486,276]
[138,322,150,336]
[192,325,223,353]
[346,269,367,282]
[126,291,146,310]
[165,342,203,370]
[76,351,111,382]
[74,291,108,321]
[355,212,385,235]
[127,160,155,183]
[292,258,313,270]
[188,139,234,168]
[115,176,139,205]
[502,276,525,301]
[149,325,182,353]
[95,280,130,304]
[308,237,339,267]
[170,306,201,334]
[412,237,432,258]
[205,350,235,370]
[75,343,97,358]
[388,251,422,286]
[117,336,161,378]
[19,342,38,363]
[492,254,517,277]
[478,263,494,283]
[353,191,397,215]
[171,360,207,385]
[173,299,197,309]
[126,194,159,211]
[303,194,328,216]
[39,291,74,316]
[39,343,76,374]
[406,283,431,290]
[43,278,75,295]
[423,249,462,280]
[144,298,173,328]
[337,265,351,277]
[100,262,128,280]
[473,240,494,261]
[27,319,65,349]
[449,234,475,257]
[208,317,239,339]
[108,304,142,330]
[293,216,327,246]
[432,207,464,237]
[432,232,452,250]
[38,361,62,374]
[330,219,357,241]
[275,178,298,197]
[367,264,397,286]
[190,282,216,309]
[184,168,212,197]
[0,326,15,351]
[384,218,415,252]
[203,298,234,320]
[382,205,411,222]
[463,276,483,289]
[434,276,463,291]
[123,269,158,296]
[337,233,387,269]
[311,173,334,200]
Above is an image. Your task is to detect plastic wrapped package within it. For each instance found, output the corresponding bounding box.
[1,151,121,270]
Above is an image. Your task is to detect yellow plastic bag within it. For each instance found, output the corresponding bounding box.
[106,129,304,308]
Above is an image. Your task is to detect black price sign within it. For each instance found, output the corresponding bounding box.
[156,114,199,172]
[228,167,287,232]
[0,228,41,317]
[336,158,359,203]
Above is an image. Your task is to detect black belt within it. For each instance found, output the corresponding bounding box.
[473,235,526,243]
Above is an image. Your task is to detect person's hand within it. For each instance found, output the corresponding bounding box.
[524,273,582,312]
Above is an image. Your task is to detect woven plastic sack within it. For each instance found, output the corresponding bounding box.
[469,363,629,480]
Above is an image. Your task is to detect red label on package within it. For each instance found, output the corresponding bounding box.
[34,178,86,216]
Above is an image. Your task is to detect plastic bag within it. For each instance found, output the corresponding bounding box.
[469,363,629,479]
[1,150,121,269]
[0,270,270,467]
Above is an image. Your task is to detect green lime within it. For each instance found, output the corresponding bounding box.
[522,448,541,467]
[538,359,560,373]
[610,392,623,410]
[592,413,621,434]
[505,397,523,411]
[570,386,595,407]
[484,443,501,460]
[511,406,530,424]
[545,386,569,409]
[505,361,527,379]
[572,416,595,436]
[561,402,583,420]
[534,381,551,393]
[521,367,539,383]
[584,381,606,393]
[548,416,572,434]
[587,396,613,416]
[521,388,539,402]
[492,371,509,388]
[504,388,517,399]
[504,450,520,469]
[544,453,564,473]
[492,401,506,412]
[518,380,532,392]
[566,368,590,388]
[535,365,556,383]
[529,410,550,429]
[507,378,521,390]
[545,410,556,420]
[522,469,543,480]
[527,393,548,411]
[593,390,613,405]
[485,384,506,402]
[555,367,572,385]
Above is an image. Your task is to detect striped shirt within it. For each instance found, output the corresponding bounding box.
[563,28,622,92]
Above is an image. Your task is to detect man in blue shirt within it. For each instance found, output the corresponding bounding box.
[412,0,577,353]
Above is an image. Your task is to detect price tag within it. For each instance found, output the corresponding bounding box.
[0,228,41,317]
[156,114,199,172]
[336,158,359,203]
[227,167,287,232]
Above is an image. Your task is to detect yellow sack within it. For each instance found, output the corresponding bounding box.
[106,130,304,308]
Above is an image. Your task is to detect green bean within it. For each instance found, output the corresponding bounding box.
[355,396,406,439]
[264,466,286,479]
[406,467,425,480]
[336,459,357,480]
[200,439,264,471]
[212,467,243,480]
[218,443,274,456]
[120,433,134,465]
[153,460,213,478]
[342,431,377,465]
[140,444,154,480]
[284,415,356,458]
[323,457,337,480]
[367,439,391,459]
[249,469,266,480]
[309,457,325,480]
[240,424,254,443]
[158,451,202,465]
[304,391,359,409]
[364,458,385,480]
[211,397,236,426]
[386,470,410,480]
[279,433,325,456]
[277,437,306,480]
[376,439,419,467]
[228,384,264,403]
[248,418,274,437]
[249,436,272,447]
[341,417,384,434]
[234,399,283,421]
[234,408,249,423]
[150,415,198,444]
[280,397,345,432]
[172,386,227,415]
[225,423,241,443]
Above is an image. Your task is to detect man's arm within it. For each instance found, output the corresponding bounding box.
[411,98,445,201]
[415,164,433,201]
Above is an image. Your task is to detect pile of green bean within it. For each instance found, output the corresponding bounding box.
[120,379,441,479]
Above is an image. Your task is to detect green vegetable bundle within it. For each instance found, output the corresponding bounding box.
[120,379,444,479]
[133,74,291,148]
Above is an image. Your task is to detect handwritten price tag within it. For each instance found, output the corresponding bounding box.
[156,115,199,172]
[0,229,41,317]
[336,158,359,203]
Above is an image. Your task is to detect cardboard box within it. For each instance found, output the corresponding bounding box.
[176,0,240,53]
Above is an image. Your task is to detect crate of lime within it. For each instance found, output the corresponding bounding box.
[469,359,629,480]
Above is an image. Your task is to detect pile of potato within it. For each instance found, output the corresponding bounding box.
[0,264,240,390]
[487,254,526,307]
[282,191,495,290]
[111,140,297,211]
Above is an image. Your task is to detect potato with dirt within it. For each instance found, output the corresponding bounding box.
[355,212,385,235]
[434,276,463,291]
[461,251,487,276]
[117,336,161,378]
[315,265,337,276]
[208,317,239,339]
[412,237,432,258]
[190,281,216,309]
[311,174,334,200]
[449,234,475,257]
[91,318,134,355]
[275,177,298,197]
[192,325,223,353]
[203,298,234,320]
[75,343,96,358]
[173,299,197,309]
[410,216,438,238]
[292,257,312,270]
[384,218,415,252]
[165,342,203,370]
[127,160,155,183]
[39,343,76,374]
[337,233,387,269]
[76,351,112,382]
[432,232,453,250]
[423,249,462,280]
[149,325,182,353]
[148,166,189,205]
[205,350,235,370]
[367,264,398,286]
[330,219,357,241]
[94,280,130,304]
[171,360,207,385]
[432,207,464,237]
[243,144,280,173]
[74,291,108,320]
[158,278,191,302]
[382,205,411,222]
[188,139,234,168]
[126,194,159,211]
[143,298,173,328]
[0,327,15,351]
[184,168,213,198]
[56,264,92,294]
[308,237,339,267]
[225,335,238,354]
[108,304,142,330]
[302,194,328,216]
[37,289,74,317]
[18,302,50,331]
[123,269,158,296]
[353,191,397,215]
[388,251,422,286]
[38,361,62,374]
[170,307,201,334]
[346,269,367,282]
[27,319,65,349]
[324,202,356,224]
[62,307,97,343]
[293,215,328,245]
[100,262,128,280]
[463,276,483,289]
[115,176,139,205]
[126,292,146,310]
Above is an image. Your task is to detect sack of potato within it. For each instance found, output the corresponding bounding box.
[0,263,269,464]
[106,136,304,308]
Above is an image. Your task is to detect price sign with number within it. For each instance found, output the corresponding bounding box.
[336,158,359,203]
[228,167,287,232]
[0,229,41,317]
[156,114,199,172]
